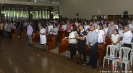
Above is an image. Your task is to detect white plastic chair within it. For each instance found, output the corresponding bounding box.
[130,43,133,66]
[120,47,131,73]
[103,45,117,67]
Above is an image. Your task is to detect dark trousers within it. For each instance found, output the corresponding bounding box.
[0,30,1,35]
[0,30,3,36]
[123,43,131,60]
[69,44,76,59]
[89,42,98,67]
[4,30,8,37]
[8,32,12,39]
[78,45,86,62]
[17,29,21,37]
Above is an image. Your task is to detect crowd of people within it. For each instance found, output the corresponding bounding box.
[0,18,133,68]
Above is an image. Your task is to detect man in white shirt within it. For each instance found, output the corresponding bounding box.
[122,25,132,60]
[122,25,132,47]
[4,22,8,37]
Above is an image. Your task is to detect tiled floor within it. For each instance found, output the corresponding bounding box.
[0,36,133,73]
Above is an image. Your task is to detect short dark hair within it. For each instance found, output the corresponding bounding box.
[98,23,103,30]
[114,29,119,34]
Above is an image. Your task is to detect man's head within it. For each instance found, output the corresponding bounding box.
[110,20,115,26]
[90,25,95,31]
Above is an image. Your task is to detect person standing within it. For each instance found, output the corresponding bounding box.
[27,22,33,46]
[6,22,12,39]
[122,25,132,48]
[0,22,2,35]
[128,19,133,31]
[86,25,98,68]
[107,21,117,37]
[48,22,53,35]
[39,25,47,51]
[76,24,87,65]
[52,23,59,46]
[64,25,77,60]
[4,22,8,37]
[122,25,132,60]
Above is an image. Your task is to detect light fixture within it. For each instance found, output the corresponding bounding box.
[34,0,36,2]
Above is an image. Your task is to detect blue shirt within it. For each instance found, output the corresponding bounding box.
[86,30,98,46]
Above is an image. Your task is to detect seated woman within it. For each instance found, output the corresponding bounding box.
[111,29,121,46]
[64,25,77,60]
[96,23,106,44]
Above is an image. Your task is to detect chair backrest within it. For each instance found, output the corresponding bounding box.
[131,43,133,52]
[106,45,117,57]
[120,47,131,60]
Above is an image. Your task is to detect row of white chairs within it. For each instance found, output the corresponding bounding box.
[103,43,133,73]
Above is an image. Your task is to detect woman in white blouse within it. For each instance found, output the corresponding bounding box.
[64,25,77,60]
[39,25,47,51]
[96,23,106,44]
[111,29,121,46]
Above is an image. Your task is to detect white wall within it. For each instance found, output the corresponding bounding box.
[59,0,133,19]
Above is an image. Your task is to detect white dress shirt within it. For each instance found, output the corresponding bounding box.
[122,30,133,44]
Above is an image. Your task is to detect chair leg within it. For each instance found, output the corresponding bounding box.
[103,58,105,68]
[128,63,130,70]
[125,63,127,73]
